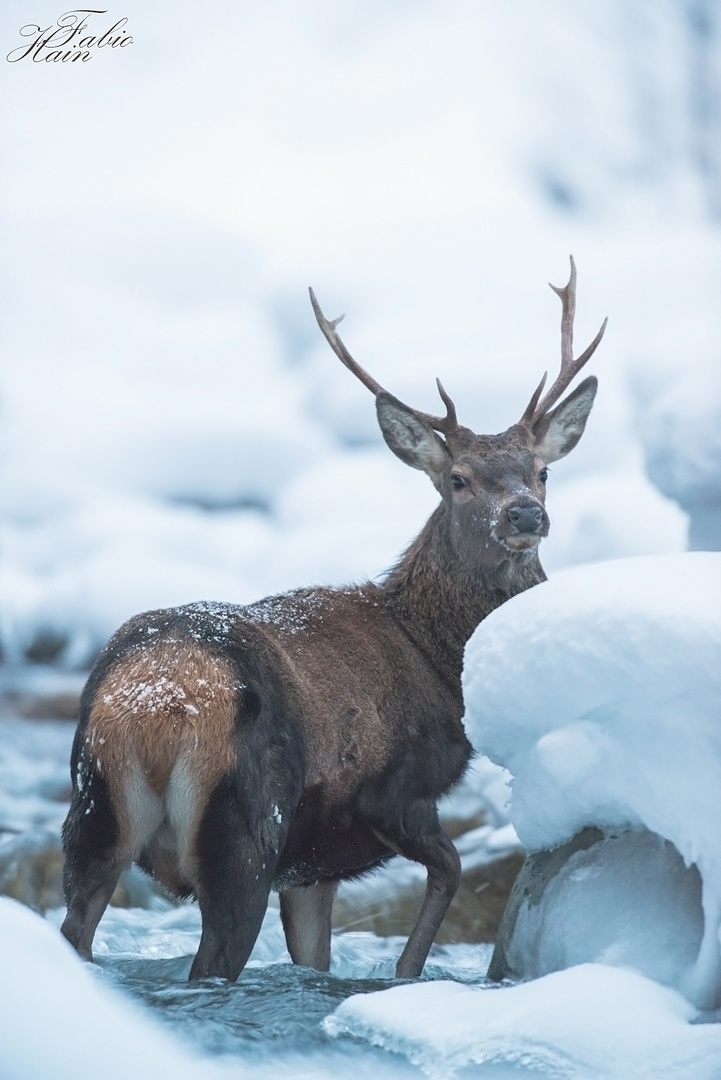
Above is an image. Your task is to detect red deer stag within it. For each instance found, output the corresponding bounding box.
[61,258,606,981]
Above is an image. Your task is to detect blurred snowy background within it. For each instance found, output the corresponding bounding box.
[0,0,719,670]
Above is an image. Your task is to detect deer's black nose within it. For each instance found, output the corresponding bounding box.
[508,504,543,533]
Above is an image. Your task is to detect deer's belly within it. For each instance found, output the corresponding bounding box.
[273,811,392,888]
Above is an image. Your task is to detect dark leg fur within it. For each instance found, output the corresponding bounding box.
[60,770,124,961]
[373,800,461,979]
[189,776,288,981]
[280,880,338,970]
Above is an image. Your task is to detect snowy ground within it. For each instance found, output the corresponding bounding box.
[4,890,721,1079]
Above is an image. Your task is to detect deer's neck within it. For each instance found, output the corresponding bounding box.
[382,504,545,679]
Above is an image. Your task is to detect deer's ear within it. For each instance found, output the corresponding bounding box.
[533,376,597,463]
[376,392,450,487]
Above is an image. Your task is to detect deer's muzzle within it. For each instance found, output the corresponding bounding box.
[508,504,544,533]
[500,499,549,550]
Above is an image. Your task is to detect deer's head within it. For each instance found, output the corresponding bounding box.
[310,258,606,572]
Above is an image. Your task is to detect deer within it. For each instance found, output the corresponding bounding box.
[60,257,606,982]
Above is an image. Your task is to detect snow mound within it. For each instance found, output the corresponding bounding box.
[462,552,721,1008]
[325,964,721,1079]
[641,376,721,550]
[0,898,234,1080]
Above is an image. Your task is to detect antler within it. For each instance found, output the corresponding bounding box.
[309,287,460,437]
[520,256,607,428]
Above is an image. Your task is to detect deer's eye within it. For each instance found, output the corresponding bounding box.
[451,475,466,491]
[539,467,548,483]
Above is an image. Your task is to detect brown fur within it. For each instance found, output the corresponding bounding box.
[85,638,237,876]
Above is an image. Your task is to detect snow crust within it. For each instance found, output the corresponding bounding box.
[326,964,721,1079]
[462,553,721,1008]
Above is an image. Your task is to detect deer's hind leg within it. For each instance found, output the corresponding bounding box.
[188,773,291,982]
[61,764,123,960]
[61,738,166,961]
[61,762,142,961]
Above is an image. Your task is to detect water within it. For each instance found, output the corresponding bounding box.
[102,953,409,1067]
[43,903,530,1077]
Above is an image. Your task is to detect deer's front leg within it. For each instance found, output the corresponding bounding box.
[373,801,461,979]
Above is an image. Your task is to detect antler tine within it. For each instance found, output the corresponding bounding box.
[528,255,608,425]
[309,287,385,397]
[518,371,548,428]
[551,253,577,371]
[309,287,460,438]
[425,378,459,435]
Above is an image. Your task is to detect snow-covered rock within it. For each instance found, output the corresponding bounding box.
[324,555,721,1073]
[462,552,721,1009]
[487,826,705,993]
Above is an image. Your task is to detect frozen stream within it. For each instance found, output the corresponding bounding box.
[43,902,520,1078]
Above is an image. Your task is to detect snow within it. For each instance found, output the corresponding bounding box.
[538,463,688,572]
[0,718,72,834]
[641,374,721,549]
[8,547,721,1074]
[463,554,721,854]
[1,898,418,1079]
[5,892,721,1080]
[0,897,234,1080]
[461,553,721,1008]
[326,964,721,1079]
